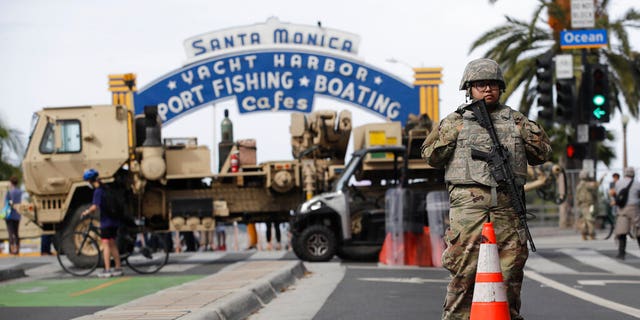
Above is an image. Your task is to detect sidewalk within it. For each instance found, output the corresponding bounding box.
[73,260,306,320]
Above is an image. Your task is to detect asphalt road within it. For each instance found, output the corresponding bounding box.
[250,231,640,320]
[1,230,639,320]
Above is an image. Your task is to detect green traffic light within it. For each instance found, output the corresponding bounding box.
[593,94,606,106]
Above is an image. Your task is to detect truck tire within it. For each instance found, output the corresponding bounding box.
[291,234,305,258]
[60,204,100,268]
[296,225,337,262]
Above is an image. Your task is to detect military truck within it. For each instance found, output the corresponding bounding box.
[15,103,352,265]
[290,120,446,262]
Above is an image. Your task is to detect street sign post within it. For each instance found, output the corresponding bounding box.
[560,29,607,49]
[555,54,573,79]
[571,0,595,28]
[577,124,589,143]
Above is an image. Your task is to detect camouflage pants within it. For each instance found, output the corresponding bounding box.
[442,185,529,320]
[578,204,595,238]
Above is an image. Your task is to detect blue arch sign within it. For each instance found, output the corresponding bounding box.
[134,50,419,125]
[132,18,434,125]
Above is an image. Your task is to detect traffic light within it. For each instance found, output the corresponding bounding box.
[536,55,554,125]
[589,125,606,141]
[566,143,587,159]
[555,78,576,123]
[585,64,610,122]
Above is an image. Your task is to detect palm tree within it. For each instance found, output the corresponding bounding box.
[471,0,640,167]
[0,117,24,180]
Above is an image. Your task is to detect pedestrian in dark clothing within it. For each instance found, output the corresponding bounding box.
[265,221,281,250]
[40,235,53,255]
[81,169,123,277]
[4,176,22,255]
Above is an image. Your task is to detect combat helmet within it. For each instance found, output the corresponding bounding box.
[459,58,506,90]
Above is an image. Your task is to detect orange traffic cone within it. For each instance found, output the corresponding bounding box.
[470,222,510,320]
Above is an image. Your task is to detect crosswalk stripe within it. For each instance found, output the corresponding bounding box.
[626,248,640,258]
[526,252,578,274]
[557,248,640,276]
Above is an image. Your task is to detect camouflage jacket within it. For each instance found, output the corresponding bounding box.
[576,180,598,207]
[421,102,551,186]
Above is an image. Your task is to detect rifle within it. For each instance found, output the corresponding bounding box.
[466,99,536,252]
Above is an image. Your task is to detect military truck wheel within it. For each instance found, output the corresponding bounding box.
[59,204,101,268]
[297,225,337,262]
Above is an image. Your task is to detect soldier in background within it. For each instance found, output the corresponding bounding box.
[422,58,551,320]
[575,170,601,240]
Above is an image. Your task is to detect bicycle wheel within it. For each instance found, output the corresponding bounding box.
[125,231,170,274]
[57,232,101,276]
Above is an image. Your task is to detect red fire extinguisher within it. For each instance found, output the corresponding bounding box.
[230,151,239,173]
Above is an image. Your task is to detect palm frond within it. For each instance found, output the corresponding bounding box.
[604,51,640,117]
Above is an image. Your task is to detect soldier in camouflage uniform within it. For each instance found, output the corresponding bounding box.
[575,170,600,240]
[421,58,551,320]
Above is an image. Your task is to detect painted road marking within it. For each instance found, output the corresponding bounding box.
[557,248,640,275]
[526,251,578,274]
[358,277,449,284]
[70,276,132,297]
[525,270,640,319]
[0,275,201,307]
[577,279,640,286]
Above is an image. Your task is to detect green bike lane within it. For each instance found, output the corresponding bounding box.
[0,274,203,307]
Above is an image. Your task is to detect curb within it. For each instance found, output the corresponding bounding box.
[183,261,307,320]
[0,268,26,282]
[73,260,307,320]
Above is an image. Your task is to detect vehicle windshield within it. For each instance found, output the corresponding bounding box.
[23,113,40,160]
[333,153,364,192]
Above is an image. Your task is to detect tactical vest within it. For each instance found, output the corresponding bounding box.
[445,105,528,187]
[576,181,597,206]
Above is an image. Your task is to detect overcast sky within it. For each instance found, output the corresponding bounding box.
[1,0,638,177]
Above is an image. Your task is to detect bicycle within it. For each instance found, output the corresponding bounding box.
[56,215,170,276]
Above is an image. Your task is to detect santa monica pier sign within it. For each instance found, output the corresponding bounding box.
[132,18,442,125]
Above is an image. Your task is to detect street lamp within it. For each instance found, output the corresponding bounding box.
[622,114,630,169]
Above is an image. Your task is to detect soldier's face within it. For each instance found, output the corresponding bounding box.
[471,81,500,105]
